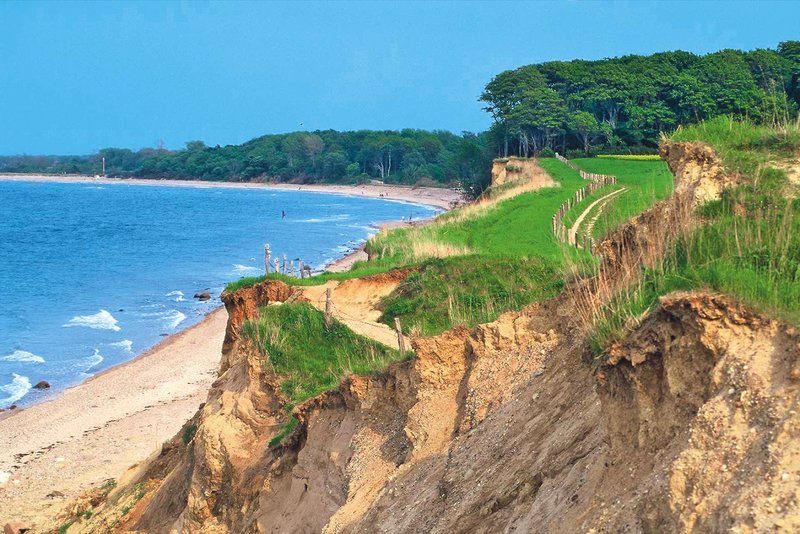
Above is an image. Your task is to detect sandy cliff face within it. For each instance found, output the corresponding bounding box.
[490,157,555,189]
[66,142,800,533]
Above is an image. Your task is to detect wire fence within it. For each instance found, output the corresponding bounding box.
[552,153,618,252]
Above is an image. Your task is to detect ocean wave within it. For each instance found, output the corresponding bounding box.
[136,309,187,329]
[109,339,133,353]
[0,373,31,405]
[63,310,121,331]
[1,350,45,364]
[163,310,187,329]
[232,264,261,275]
[83,349,104,372]
[166,290,185,302]
[296,214,351,223]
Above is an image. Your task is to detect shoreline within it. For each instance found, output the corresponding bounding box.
[0,173,463,210]
[0,175,459,526]
[0,308,227,526]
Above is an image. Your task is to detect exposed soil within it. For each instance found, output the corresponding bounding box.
[301,270,411,349]
[490,157,556,189]
[43,142,800,533]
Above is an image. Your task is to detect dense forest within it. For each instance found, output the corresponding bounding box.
[481,41,800,157]
[3,41,799,192]
[0,130,494,195]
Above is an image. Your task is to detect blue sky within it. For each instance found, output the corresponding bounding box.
[1,1,798,155]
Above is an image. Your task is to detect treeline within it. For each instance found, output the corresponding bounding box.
[481,41,800,157]
[0,130,493,195]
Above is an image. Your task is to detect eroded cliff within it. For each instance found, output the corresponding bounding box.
[61,143,800,533]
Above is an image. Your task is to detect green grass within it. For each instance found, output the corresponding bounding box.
[671,115,800,177]
[572,158,674,239]
[367,158,588,265]
[241,302,404,404]
[378,255,563,336]
[588,116,800,357]
[596,154,662,161]
[268,416,299,448]
[229,157,672,337]
[559,183,621,231]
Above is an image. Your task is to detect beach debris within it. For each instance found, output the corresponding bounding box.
[0,471,9,486]
[194,291,211,301]
[46,490,65,499]
[3,522,31,534]
[33,380,50,390]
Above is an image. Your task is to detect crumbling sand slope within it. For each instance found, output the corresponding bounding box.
[59,142,800,533]
[490,157,556,190]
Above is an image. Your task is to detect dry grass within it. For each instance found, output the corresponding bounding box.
[411,240,473,260]
[565,194,696,347]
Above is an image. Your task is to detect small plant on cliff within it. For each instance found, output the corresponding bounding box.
[268,416,299,448]
[182,424,197,445]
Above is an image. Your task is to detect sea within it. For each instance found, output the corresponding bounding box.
[0,180,437,408]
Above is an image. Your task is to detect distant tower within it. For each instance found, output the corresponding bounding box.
[102,157,106,176]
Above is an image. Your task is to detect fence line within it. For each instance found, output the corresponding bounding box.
[552,153,618,252]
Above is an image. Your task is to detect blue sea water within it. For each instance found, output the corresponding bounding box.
[0,180,436,408]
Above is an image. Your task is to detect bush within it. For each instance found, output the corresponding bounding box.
[539,147,556,158]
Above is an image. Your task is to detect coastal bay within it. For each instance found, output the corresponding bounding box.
[0,178,455,525]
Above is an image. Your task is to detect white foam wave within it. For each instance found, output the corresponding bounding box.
[163,310,187,329]
[296,214,351,223]
[232,264,261,275]
[63,310,121,331]
[0,374,31,405]
[166,290,185,302]
[83,349,104,372]
[1,350,45,364]
[109,339,133,353]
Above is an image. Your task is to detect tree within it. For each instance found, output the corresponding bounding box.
[568,111,602,153]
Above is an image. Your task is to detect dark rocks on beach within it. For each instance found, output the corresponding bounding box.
[9,405,16,410]
[46,490,65,498]
[194,291,211,301]
[33,380,50,390]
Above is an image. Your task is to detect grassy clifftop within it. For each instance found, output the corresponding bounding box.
[229,154,673,337]
[587,117,800,356]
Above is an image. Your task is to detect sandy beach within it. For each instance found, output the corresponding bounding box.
[0,308,227,526]
[0,175,458,527]
[0,174,463,210]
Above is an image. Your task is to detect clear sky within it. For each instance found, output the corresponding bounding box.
[1,1,798,155]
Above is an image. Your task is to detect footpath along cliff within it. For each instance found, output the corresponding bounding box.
[47,141,800,533]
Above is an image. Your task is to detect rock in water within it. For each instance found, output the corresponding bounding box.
[33,380,50,390]
[194,291,211,301]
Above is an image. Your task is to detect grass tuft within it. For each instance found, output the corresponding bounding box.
[241,302,403,404]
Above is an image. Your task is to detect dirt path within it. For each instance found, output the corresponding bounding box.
[301,274,407,349]
[567,187,627,245]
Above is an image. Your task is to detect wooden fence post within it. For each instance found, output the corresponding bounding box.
[324,288,332,328]
[394,317,406,354]
[299,260,305,278]
[264,244,271,274]
[274,258,280,274]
